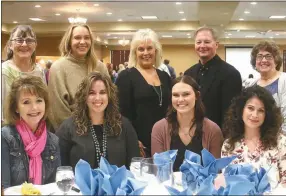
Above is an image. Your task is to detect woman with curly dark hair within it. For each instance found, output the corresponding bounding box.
[222,86,286,187]
[56,72,140,169]
[151,76,223,171]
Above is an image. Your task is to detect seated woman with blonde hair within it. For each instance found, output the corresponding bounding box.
[222,86,286,188]
[1,76,60,188]
[152,75,223,171]
[56,72,140,169]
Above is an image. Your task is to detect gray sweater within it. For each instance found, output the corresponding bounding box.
[56,116,140,169]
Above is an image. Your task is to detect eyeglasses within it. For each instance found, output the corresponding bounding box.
[11,38,36,45]
[256,54,273,61]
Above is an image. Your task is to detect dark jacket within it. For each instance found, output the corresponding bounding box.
[1,125,61,188]
[184,55,242,129]
[56,116,140,169]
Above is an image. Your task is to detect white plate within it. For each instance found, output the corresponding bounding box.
[4,184,45,195]
[4,183,82,195]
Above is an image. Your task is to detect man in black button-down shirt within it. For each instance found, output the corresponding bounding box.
[184,26,242,134]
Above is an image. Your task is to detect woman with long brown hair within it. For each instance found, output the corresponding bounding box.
[151,76,223,171]
[56,72,139,169]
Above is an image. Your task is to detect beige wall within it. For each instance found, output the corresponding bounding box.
[2,31,285,74]
[101,45,226,74]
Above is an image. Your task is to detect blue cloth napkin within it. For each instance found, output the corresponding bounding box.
[217,175,255,195]
[153,150,177,182]
[179,149,237,190]
[75,158,147,195]
[224,164,271,195]
[166,176,216,195]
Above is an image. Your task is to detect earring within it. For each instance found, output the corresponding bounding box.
[172,107,176,112]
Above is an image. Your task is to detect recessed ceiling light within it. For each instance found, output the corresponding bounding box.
[250,2,257,5]
[237,29,240,32]
[176,2,182,5]
[276,33,280,36]
[226,37,230,38]
[244,11,250,14]
[179,11,184,14]
[188,36,191,38]
[245,35,256,38]
[187,33,190,36]
[239,18,244,21]
[93,4,99,6]
[228,33,232,36]
[13,21,18,24]
[29,18,45,21]
[106,12,112,15]
[107,34,110,36]
[162,35,173,38]
[35,5,41,8]
[141,16,158,19]
[181,18,186,21]
[269,16,286,19]
[55,13,61,16]
[270,36,274,39]
[118,19,122,22]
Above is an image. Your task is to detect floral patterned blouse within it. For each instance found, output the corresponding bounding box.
[221,133,286,188]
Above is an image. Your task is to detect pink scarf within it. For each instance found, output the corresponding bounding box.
[16,119,47,184]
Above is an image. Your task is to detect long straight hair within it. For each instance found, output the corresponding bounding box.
[166,76,205,138]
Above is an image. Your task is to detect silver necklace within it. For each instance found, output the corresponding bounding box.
[152,85,162,107]
[89,122,107,166]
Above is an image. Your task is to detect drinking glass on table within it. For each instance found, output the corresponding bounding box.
[56,166,74,195]
[140,157,173,185]
[130,157,144,179]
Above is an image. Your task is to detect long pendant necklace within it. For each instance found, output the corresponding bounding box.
[152,85,163,107]
[89,122,107,166]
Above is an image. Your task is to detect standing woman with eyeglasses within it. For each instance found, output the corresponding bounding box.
[2,25,46,120]
[245,41,286,134]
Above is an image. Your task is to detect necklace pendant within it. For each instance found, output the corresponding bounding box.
[159,103,162,107]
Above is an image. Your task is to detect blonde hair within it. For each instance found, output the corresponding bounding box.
[5,75,50,125]
[59,23,99,74]
[128,28,162,68]
[194,26,219,42]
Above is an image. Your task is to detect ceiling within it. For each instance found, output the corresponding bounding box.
[2,0,286,45]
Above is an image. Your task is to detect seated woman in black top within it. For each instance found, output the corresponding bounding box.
[56,72,140,169]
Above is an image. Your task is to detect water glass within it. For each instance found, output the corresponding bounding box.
[130,157,144,179]
[140,157,173,185]
[56,166,74,195]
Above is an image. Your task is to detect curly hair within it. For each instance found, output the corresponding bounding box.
[223,85,282,152]
[250,41,282,71]
[72,71,122,136]
[5,75,49,125]
[166,76,205,138]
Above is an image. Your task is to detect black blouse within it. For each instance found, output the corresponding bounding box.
[170,135,203,171]
[116,67,171,156]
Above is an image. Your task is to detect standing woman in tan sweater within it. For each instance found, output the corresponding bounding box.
[48,23,108,130]
[151,76,223,171]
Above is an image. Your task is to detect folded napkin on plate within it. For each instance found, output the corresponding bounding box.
[75,158,147,196]
[153,150,178,164]
[224,164,271,195]
[166,176,216,195]
[179,149,236,190]
[217,175,255,195]
[153,150,177,182]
